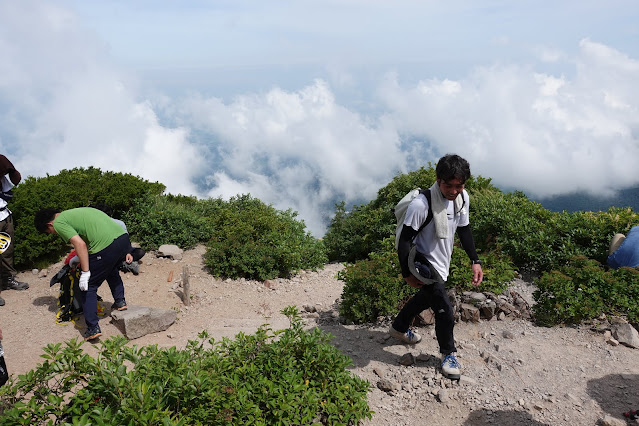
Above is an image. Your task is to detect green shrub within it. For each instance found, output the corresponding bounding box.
[534,256,639,326]
[11,167,164,268]
[204,194,327,280]
[0,308,372,425]
[472,191,639,274]
[323,202,391,262]
[448,247,518,294]
[338,239,415,324]
[123,194,218,250]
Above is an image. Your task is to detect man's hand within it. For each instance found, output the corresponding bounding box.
[471,264,483,287]
[79,270,91,291]
[125,253,133,264]
[405,275,424,288]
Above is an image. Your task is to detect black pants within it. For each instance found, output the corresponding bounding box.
[81,234,131,329]
[0,355,8,386]
[392,280,457,355]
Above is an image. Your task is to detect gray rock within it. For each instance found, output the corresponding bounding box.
[468,292,486,303]
[612,323,639,348]
[111,305,177,339]
[460,303,480,323]
[377,379,395,392]
[502,330,515,339]
[399,353,415,366]
[437,388,450,402]
[157,244,183,260]
[480,301,496,320]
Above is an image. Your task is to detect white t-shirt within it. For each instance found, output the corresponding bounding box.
[403,190,470,281]
[0,176,13,222]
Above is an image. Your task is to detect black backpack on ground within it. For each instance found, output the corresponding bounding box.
[49,264,83,323]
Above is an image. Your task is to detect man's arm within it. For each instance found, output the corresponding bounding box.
[68,235,90,272]
[457,225,483,286]
[0,155,21,185]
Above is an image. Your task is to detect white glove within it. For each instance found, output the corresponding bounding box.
[79,270,91,291]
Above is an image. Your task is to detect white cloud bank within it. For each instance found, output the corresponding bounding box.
[0,1,204,196]
[2,2,639,236]
[377,39,639,199]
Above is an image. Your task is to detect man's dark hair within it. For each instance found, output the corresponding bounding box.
[34,208,61,233]
[436,154,471,183]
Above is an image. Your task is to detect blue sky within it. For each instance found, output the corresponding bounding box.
[1,1,639,235]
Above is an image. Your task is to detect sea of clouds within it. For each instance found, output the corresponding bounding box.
[2,2,638,236]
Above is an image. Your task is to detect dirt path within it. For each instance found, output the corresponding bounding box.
[2,245,638,425]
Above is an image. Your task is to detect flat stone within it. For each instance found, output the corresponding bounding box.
[157,244,183,260]
[111,305,177,339]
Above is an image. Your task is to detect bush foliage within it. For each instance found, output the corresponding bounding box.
[204,194,327,280]
[0,308,372,425]
[534,257,639,326]
[123,193,218,250]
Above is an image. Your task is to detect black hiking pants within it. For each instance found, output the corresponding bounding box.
[392,280,457,355]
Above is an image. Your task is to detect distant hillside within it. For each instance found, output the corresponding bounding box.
[534,186,639,213]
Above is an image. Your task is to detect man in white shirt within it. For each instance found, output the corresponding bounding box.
[390,154,483,380]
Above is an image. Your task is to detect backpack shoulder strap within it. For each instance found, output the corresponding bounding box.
[415,189,433,236]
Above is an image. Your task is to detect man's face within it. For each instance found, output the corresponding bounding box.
[437,178,465,201]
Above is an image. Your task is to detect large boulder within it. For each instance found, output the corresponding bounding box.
[111,305,177,339]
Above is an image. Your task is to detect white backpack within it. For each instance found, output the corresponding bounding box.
[393,188,432,250]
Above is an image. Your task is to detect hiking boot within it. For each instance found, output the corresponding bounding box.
[120,260,140,275]
[441,353,461,380]
[83,326,102,341]
[2,277,29,291]
[111,299,127,311]
[0,295,4,306]
[389,325,422,344]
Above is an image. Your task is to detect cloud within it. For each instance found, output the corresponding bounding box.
[0,1,204,196]
[169,80,407,234]
[377,39,639,199]
[3,2,639,238]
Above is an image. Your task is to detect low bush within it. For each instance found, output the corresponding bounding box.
[0,307,372,425]
[123,193,218,250]
[338,238,415,324]
[534,256,639,326]
[204,194,327,280]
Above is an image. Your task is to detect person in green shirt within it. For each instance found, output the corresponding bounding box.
[34,207,133,340]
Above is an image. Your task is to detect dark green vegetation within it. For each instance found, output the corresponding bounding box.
[13,167,325,280]
[0,308,372,425]
[324,165,639,327]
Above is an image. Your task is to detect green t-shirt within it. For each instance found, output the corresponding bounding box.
[53,208,126,254]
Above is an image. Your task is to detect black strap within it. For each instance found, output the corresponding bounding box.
[412,189,433,241]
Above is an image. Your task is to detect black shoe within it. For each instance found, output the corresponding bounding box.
[83,326,102,341]
[2,277,29,291]
[111,299,127,311]
[0,296,5,306]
